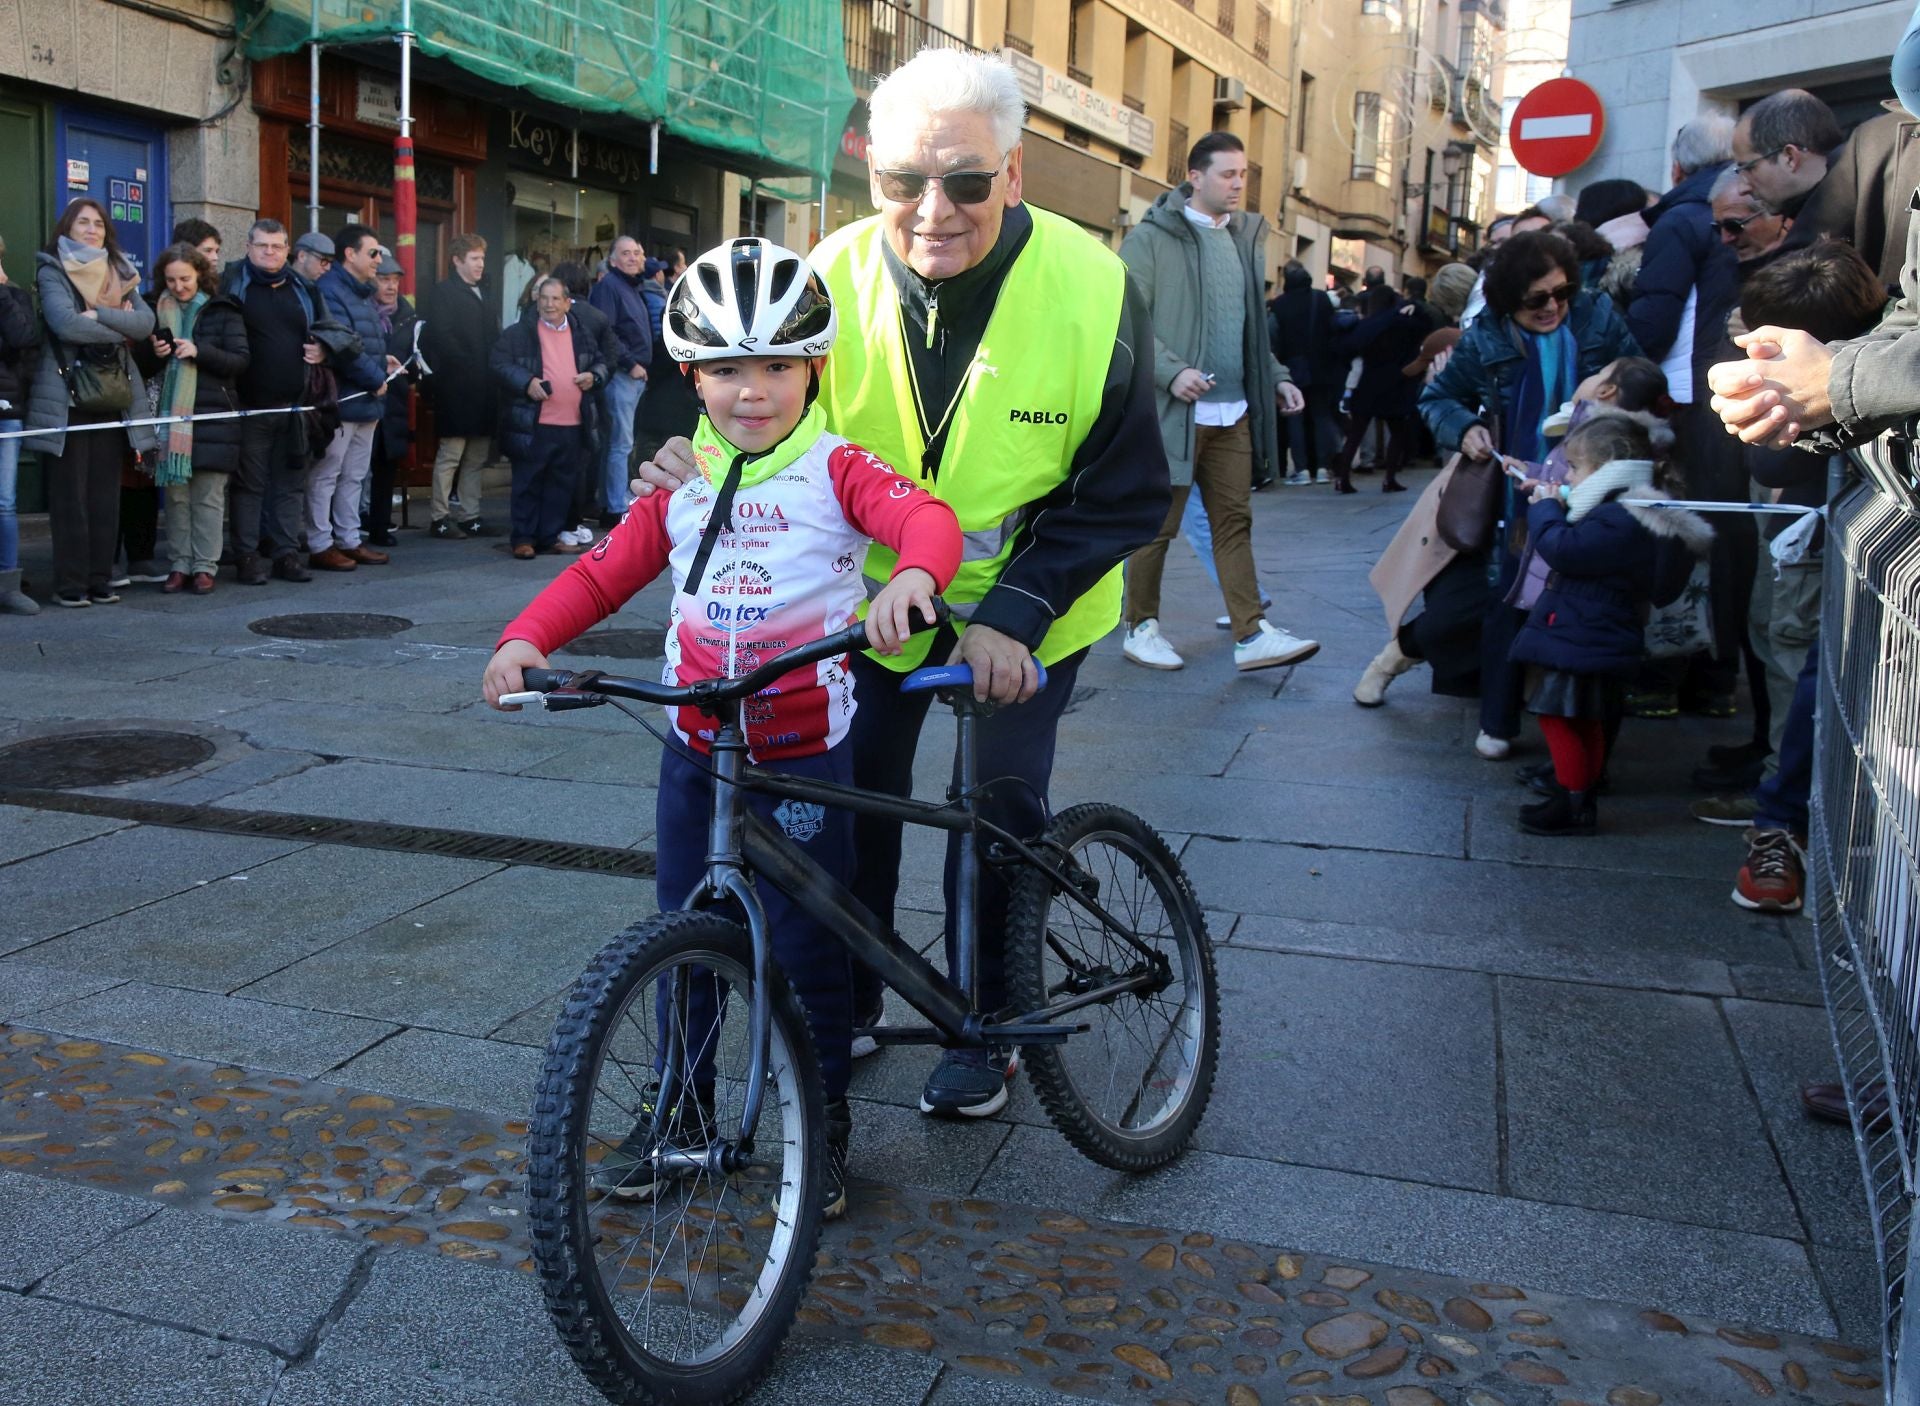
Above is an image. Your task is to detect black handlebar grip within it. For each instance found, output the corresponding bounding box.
[522,667,575,693]
[910,598,951,635]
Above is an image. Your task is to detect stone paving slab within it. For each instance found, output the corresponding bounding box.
[0,803,129,867]
[221,758,658,850]
[0,1292,285,1405]
[1225,911,1744,997]
[1197,948,1498,1192]
[0,670,271,728]
[184,654,487,715]
[0,827,309,958]
[32,983,397,1080]
[235,866,654,1036]
[333,1027,551,1120]
[1723,999,1876,1252]
[1180,836,1801,964]
[38,1207,364,1355]
[0,1023,1880,1405]
[20,846,498,993]
[0,1168,156,1292]
[0,638,226,684]
[1500,978,1805,1240]
[0,962,127,1024]
[975,1125,1840,1336]
[233,700,584,775]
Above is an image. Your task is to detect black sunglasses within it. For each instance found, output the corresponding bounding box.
[873,159,1007,206]
[1714,212,1763,237]
[1518,283,1576,312]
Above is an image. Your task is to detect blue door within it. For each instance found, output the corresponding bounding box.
[54,109,170,283]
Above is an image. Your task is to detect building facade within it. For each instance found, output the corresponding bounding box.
[1566,0,1909,190]
[1491,0,1569,213]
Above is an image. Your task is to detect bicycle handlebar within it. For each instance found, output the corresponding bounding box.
[522,599,951,709]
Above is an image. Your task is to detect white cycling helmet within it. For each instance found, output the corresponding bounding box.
[662,238,837,364]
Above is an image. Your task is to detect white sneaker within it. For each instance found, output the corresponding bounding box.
[1353,638,1417,707]
[1283,469,1312,486]
[1215,594,1277,629]
[1474,731,1512,760]
[1234,620,1320,671]
[1314,469,1332,485]
[1123,619,1185,670]
[573,523,599,544]
[850,997,886,1059]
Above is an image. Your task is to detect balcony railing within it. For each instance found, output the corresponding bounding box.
[1167,119,1189,187]
[1003,30,1033,55]
[1253,4,1271,62]
[843,0,980,94]
[1122,93,1145,113]
[1247,159,1262,214]
[1218,0,1235,37]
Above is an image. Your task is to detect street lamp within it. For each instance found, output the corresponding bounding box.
[1407,140,1473,199]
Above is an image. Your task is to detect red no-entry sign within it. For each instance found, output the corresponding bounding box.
[1509,78,1606,177]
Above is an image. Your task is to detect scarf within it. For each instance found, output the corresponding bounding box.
[59,236,131,311]
[154,291,207,488]
[1565,458,1655,522]
[1496,322,1578,565]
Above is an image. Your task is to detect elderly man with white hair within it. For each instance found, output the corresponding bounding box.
[637,47,1171,1119]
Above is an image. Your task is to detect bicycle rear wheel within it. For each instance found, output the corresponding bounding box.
[1006,803,1219,1171]
[527,910,825,1405]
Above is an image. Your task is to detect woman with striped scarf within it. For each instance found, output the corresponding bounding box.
[138,244,251,594]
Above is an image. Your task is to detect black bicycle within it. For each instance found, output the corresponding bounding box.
[509,606,1219,1405]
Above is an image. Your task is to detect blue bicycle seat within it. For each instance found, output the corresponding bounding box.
[900,660,1050,695]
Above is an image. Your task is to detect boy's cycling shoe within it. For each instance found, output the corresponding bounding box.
[850,992,887,1060]
[590,1083,716,1199]
[919,1047,1019,1118]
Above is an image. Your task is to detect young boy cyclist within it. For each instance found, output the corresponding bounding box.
[483,239,963,1218]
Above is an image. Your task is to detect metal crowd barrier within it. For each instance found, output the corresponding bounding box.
[1814,449,1920,1400]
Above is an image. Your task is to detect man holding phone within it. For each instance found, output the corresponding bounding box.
[222,218,343,585]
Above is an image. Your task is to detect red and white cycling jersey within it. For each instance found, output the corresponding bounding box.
[500,428,960,762]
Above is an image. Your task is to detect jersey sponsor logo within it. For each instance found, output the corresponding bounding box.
[706,600,775,625]
[1009,408,1069,425]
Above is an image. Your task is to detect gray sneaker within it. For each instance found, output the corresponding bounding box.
[1692,794,1760,827]
[589,1083,715,1199]
[918,1047,1019,1118]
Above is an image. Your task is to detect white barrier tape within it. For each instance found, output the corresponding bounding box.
[1621,497,1823,517]
[0,364,412,442]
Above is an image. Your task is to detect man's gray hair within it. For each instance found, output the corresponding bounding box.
[1672,113,1735,175]
[1534,193,1577,222]
[1708,165,1758,203]
[869,48,1026,156]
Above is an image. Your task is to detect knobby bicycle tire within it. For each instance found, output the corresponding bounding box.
[1006,803,1220,1171]
[527,910,826,1405]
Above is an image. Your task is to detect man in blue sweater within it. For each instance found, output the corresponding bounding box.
[586,235,652,520]
[309,224,397,570]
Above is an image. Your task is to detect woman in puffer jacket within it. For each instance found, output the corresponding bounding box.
[133,244,251,594]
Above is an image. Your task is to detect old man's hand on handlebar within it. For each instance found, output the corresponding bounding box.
[631,436,699,499]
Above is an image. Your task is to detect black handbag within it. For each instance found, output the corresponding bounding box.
[50,268,134,415]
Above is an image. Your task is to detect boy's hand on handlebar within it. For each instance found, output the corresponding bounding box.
[866,568,938,656]
[950,624,1038,706]
[484,639,551,710]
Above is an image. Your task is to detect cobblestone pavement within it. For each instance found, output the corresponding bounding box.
[0,473,1883,1402]
[0,1023,1881,1405]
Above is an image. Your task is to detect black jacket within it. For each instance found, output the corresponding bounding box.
[489,309,609,458]
[419,275,496,437]
[131,293,252,474]
[587,267,654,373]
[569,298,621,390]
[1270,274,1342,389]
[375,294,418,457]
[1339,300,1432,420]
[0,282,39,414]
[1779,111,1920,292]
[880,203,1170,648]
[1626,164,1739,391]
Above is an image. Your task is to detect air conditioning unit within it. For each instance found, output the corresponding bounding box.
[1214,76,1247,110]
[1291,154,1309,192]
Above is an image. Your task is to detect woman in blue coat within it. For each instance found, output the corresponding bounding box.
[1415,231,1641,759]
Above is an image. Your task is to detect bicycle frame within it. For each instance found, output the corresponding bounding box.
[683,688,1175,1145]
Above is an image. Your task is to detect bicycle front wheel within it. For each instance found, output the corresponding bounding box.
[527,910,825,1405]
[1007,803,1219,1171]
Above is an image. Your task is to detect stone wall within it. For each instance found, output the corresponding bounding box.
[1566,0,1908,190]
[3,0,259,222]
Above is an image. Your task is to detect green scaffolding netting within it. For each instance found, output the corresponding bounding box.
[238,0,853,182]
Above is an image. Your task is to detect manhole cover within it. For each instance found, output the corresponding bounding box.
[561,628,667,660]
[247,613,414,640]
[0,731,217,789]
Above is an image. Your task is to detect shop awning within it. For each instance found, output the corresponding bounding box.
[236,0,854,182]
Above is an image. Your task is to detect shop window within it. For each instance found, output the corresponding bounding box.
[506,175,625,299]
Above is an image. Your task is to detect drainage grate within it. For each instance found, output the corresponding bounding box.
[561,628,668,660]
[248,613,415,641]
[0,731,217,789]
[0,785,655,878]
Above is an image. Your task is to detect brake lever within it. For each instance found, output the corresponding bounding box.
[497,690,609,711]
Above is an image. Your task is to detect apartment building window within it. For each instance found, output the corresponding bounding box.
[1168,119,1190,187]
[1296,73,1313,150]
[1218,0,1235,38]
[1361,0,1387,12]
[1351,90,1384,182]
[1005,0,1035,54]
[1067,0,1093,84]
[1253,4,1272,61]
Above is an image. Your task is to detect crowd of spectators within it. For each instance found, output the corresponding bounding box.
[0,208,700,607]
[1347,82,1916,926]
